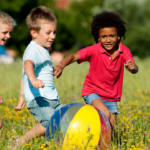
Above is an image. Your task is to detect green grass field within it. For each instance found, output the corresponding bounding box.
[0,57,150,150]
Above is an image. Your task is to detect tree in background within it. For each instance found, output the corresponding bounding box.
[0,0,150,57]
[0,0,56,55]
[101,0,150,57]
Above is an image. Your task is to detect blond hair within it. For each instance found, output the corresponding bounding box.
[0,12,16,27]
[26,6,57,32]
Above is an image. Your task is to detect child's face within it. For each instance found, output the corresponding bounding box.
[98,27,120,51]
[32,22,56,48]
[0,23,13,45]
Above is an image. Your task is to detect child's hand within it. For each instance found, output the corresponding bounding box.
[53,64,64,78]
[0,96,3,104]
[125,60,138,74]
[14,96,25,111]
[31,78,45,88]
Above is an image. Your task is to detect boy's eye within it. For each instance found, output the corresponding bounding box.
[110,35,115,37]
[3,32,7,34]
[101,36,106,38]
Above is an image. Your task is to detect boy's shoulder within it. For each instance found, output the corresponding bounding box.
[24,41,42,55]
[82,43,100,51]
[119,42,131,52]
[25,41,37,51]
[23,41,39,58]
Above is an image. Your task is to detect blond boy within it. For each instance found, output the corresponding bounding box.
[0,12,16,129]
[13,6,62,148]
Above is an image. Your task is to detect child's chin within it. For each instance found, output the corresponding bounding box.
[0,42,5,45]
[47,45,52,48]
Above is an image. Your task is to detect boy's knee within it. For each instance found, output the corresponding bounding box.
[105,111,111,120]
[102,109,111,120]
[110,113,117,129]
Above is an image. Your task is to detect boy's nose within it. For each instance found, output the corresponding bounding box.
[50,33,56,39]
[6,33,11,38]
[106,37,110,42]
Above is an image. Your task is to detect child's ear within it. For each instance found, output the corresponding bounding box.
[30,30,37,39]
[98,38,100,42]
[118,36,120,40]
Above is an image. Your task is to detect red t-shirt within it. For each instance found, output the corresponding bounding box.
[77,42,134,102]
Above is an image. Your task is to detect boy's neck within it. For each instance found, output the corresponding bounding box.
[32,39,48,50]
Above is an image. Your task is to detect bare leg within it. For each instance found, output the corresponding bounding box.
[91,99,112,147]
[91,99,111,120]
[110,113,117,129]
[18,123,46,144]
[110,113,117,140]
[0,117,2,129]
[91,99,117,128]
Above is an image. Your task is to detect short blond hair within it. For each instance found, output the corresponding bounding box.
[26,6,57,32]
[0,12,16,27]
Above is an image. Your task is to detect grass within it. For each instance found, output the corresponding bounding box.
[0,57,150,150]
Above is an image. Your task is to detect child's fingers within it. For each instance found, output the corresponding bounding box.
[21,102,26,109]
[53,66,59,76]
[41,81,45,88]
[55,70,62,78]
[53,66,63,77]
[125,60,133,68]
[57,72,62,78]
[126,60,132,64]
[14,100,22,110]
[14,102,25,111]
[14,105,22,110]
[127,61,135,69]
[54,70,61,77]
[33,80,45,88]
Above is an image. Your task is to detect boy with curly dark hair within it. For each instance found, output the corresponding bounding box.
[54,11,138,132]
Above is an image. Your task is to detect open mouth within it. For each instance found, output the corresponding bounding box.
[2,39,8,43]
[48,41,53,44]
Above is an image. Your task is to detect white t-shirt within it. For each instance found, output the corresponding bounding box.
[23,41,59,106]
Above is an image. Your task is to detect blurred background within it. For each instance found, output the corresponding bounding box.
[0,0,150,62]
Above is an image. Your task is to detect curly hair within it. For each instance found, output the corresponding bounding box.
[91,11,126,43]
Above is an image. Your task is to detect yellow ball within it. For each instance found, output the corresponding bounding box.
[45,103,111,149]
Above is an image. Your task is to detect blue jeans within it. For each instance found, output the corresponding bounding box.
[83,93,119,114]
[27,97,63,128]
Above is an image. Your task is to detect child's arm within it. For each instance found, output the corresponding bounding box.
[0,96,3,104]
[14,79,25,110]
[125,60,138,74]
[24,60,45,88]
[53,53,80,78]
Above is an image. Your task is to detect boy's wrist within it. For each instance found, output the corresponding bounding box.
[20,94,24,97]
[59,63,65,70]
[29,77,36,84]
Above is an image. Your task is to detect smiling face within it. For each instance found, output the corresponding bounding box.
[98,27,120,52]
[0,23,13,45]
[31,22,56,48]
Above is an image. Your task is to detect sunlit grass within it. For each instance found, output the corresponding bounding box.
[0,57,150,149]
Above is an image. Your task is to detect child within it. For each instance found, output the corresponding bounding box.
[12,6,63,148]
[54,11,138,130]
[0,12,16,129]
